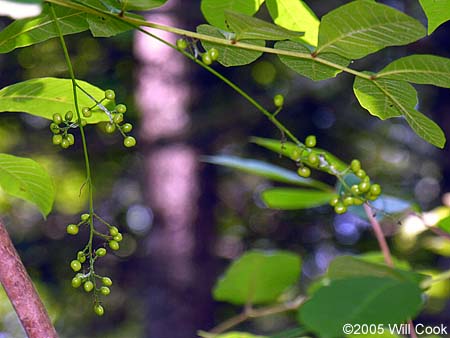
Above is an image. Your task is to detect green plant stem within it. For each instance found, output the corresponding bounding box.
[421,269,450,289]
[49,3,95,267]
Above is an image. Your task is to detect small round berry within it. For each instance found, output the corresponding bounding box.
[52,134,63,145]
[308,153,319,166]
[66,224,79,235]
[105,122,116,134]
[350,184,360,195]
[109,226,119,236]
[96,248,107,257]
[94,304,104,316]
[65,111,73,121]
[61,138,70,149]
[102,277,113,286]
[124,136,136,148]
[81,213,90,222]
[202,53,212,65]
[83,280,94,292]
[52,113,62,124]
[105,89,115,100]
[109,240,120,251]
[290,148,302,161]
[66,133,75,145]
[176,38,188,50]
[77,251,86,263]
[70,260,82,272]
[71,276,82,288]
[273,94,284,107]
[297,166,311,178]
[113,113,124,124]
[305,135,317,148]
[358,181,371,193]
[356,169,366,179]
[100,286,110,296]
[113,233,123,242]
[343,196,354,206]
[82,107,91,117]
[122,123,133,133]
[350,159,361,173]
[50,123,60,134]
[329,195,340,206]
[353,198,364,205]
[80,119,87,127]
[334,202,347,214]
[115,104,127,114]
[208,48,219,61]
[370,184,381,196]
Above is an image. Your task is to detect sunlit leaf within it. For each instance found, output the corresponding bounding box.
[0,77,113,123]
[197,24,264,66]
[224,10,302,41]
[122,0,167,10]
[377,55,450,88]
[0,153,54,217]
[213,250,301,305]
[299,277,423,338]
[201,0,264,30]
[315,0,426,59]
[436,215,450,234]
[261,188,334,210]
[418,0,450,34]
[275,40,349,81]
[266,0,319,46]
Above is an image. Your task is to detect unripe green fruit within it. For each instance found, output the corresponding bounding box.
[109,240,120,251]
[350,184,360,195]
[202,53,212,65]
[61,138,70,149]
[66,224,79,235]
[105,89,115,100]
[122,123,133,133]
[113,233,123,242]
[290,148,302,161]
[65,111,73,121]
[308,153,319,166]
[83,280,94,292]
[115,104,127,114]
[81,213,90,222]
[356,169,366,179]
[176,38,188,50]
[96,248,107,257]
[370,184,381,196]
[71,276,82,288]
[82,107,91,117]
[52,134,63,145]
[329,195,340,206]
[124,136,136,148]
[66,133,75,145]
[343,196,354,206]
[297,166,311,178]
[52,113,62,124]
[113,113,124,124]
[50,123,60,134]
[208,48,219,61]
[77,251,86,263]
[354,198,364,205]
[94,304,104,316]
[70,260,82,272]
[305,135,317,148]
[100,286,110,296]
[273,94,284,107]
[102,277,113,286]
[109,226,119,236]
[334,202,347,214]
[105,122,116,134]
[358,181,371,193]
[350,159,361,172]
[80,119,87,127]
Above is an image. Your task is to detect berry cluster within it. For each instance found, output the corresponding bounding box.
[50,111,83,149]
[176,38,219,66]
[67,212,124,316]
[329,159,382,214]
[294,135,317,178]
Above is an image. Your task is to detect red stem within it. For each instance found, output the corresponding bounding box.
[0,220,58,338]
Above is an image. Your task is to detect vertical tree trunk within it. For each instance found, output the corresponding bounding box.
[0,220,58,338]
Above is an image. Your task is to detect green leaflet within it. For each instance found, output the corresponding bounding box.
[121,0,167,11]
[0,4,88,53]
[315,0,425,59]
[0,154,54,217]
[197,24,264,67]
[353,77,445,148]
[224,10,302,41]
[419,0,450,34]
[377,54,450,88]
[201,0,264,30]
[261,188,335,210]
[275,40,349,81]
[0,77,113,123]
[266,0,319,46]
[299,277,423,338]
[213,250,301,305]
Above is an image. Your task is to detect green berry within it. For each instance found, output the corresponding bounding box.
[80,119,87,127]
[50,123,60,134]
[83,280,94,292]
[343,196,354,206]
[81,213,90,222]
[370,184,381,196]
[96,248,107,257]
[329,195,340,206]
[290,148,302,161]
[71,276,82,288]
[176,38,188,50]
[102,277,113,286]
[61,138,70,149]
[94,304,104,316]
[305,135,317,148]
[122,123,133,133]
[65,111,73,121]
[350,159,361,172]
[52,113,62,124]
[105,122,116,134]
[358,181,371,193]
[273,94,284,107]
[308,153,319,166]
[109,226,119,236]
[297,166,311,178]
[105,89,115,100]
[77,251,86,263]
[113,113,124,124]
[208,48,219,61]
[354,198,364,205]
[115,104,127,114]
[124,136,136,148]
[100,286,110,296]
[202,53,212,65]
[66,224,79,235]
[109,240,120,251]
[356,169,366,179]
[70,260,82,272]
[82,107,91,117]
[113,233,123,242]
[334,202,347,214]
[350,184,360,195]
[66,133,75,145]
[52,134,63,145]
